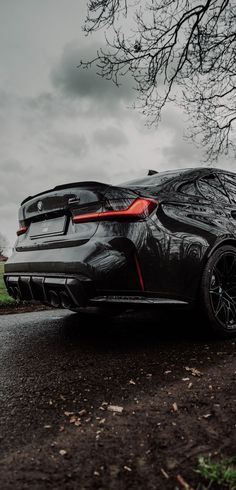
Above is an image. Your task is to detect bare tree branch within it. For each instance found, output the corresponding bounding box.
[81,0,236,161]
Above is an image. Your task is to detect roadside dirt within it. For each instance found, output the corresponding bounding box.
[0,309,235,489]
[0,302,52,315]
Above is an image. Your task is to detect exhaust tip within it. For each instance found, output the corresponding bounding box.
[60,291,72,309]
[48,290,60,308]
[8,286,14,298]
[13,287,21,301]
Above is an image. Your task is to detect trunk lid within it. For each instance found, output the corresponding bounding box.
[17,181,138,251]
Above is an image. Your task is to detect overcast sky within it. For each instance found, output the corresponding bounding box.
[0,0,235,250]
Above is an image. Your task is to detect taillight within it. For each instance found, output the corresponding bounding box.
[72,198,157,223]
[17,226,28,236]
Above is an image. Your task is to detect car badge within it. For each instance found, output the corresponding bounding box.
[68,197,80,204]
[37,201,43,211]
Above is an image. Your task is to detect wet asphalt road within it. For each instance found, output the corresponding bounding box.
[0,308,235,489]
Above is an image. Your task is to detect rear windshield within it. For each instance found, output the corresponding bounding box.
[120,170,190,187]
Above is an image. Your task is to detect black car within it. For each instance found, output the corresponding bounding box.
[4,167,236,336]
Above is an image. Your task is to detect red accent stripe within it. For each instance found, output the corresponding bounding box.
[72,198,158,223]
[134,254,145,292]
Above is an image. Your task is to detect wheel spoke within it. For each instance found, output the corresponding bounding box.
[224,292,236,321]
[210,289,221,296]
[210,285,221,293]
[226,284,236,293]
[214,297,224,317]
[224,303,230,326]
[229,304,236,323]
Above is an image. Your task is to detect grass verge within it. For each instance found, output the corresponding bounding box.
[0,263,15,305]
[196,456,236,489]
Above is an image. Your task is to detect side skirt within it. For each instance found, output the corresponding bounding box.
[90,295,189,307]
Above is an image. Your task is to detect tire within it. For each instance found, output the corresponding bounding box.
[200,245,236,337]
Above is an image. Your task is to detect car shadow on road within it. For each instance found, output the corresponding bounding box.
[58,307,227,350]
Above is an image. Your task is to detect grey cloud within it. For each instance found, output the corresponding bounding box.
[0,169,27,206]
[48,132,89,158]
[0,91,10,109]
[51,42,133,109]
[159,107,203,167]
[0,159,24,174]
[55,161,111,185]
[161,138,201,167]
[28,93,80,120]
[162,107,186,132]
[93,126,128,149]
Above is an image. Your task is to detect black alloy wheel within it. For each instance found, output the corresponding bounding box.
[201,245,236,336]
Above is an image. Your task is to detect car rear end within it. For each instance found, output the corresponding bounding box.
[4,182,158,309]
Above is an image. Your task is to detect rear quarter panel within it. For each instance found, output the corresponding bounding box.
[145,195,236,301]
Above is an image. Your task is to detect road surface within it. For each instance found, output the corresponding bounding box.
[0,308,235,489]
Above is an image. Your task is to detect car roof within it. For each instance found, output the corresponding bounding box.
[120,167,235,188]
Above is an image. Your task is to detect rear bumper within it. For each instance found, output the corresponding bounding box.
[6,236,148,308]
[4,273,95,308]
[4,237,141,307]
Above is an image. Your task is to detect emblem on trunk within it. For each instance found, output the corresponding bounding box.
[68,197,80,204]
[37,201,43,211]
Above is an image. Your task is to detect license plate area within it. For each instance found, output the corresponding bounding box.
[29,216,67,238]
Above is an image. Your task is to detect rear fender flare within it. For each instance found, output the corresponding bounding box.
[207,237,236,259]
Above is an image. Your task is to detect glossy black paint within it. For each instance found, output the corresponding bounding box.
[5,167,236,309]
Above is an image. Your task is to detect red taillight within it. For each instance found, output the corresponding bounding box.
[72,198,158,224]
[17,226,28,236]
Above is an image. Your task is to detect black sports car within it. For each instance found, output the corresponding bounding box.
[4,167,236,336]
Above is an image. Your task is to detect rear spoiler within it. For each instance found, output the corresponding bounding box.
[21,181,110,206]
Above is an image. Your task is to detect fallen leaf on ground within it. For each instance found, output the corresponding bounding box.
[78,409,86,416]
[185,366,202,377]
[70,416,81,426]
[108,405,124,413]
[59,449,67,456]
